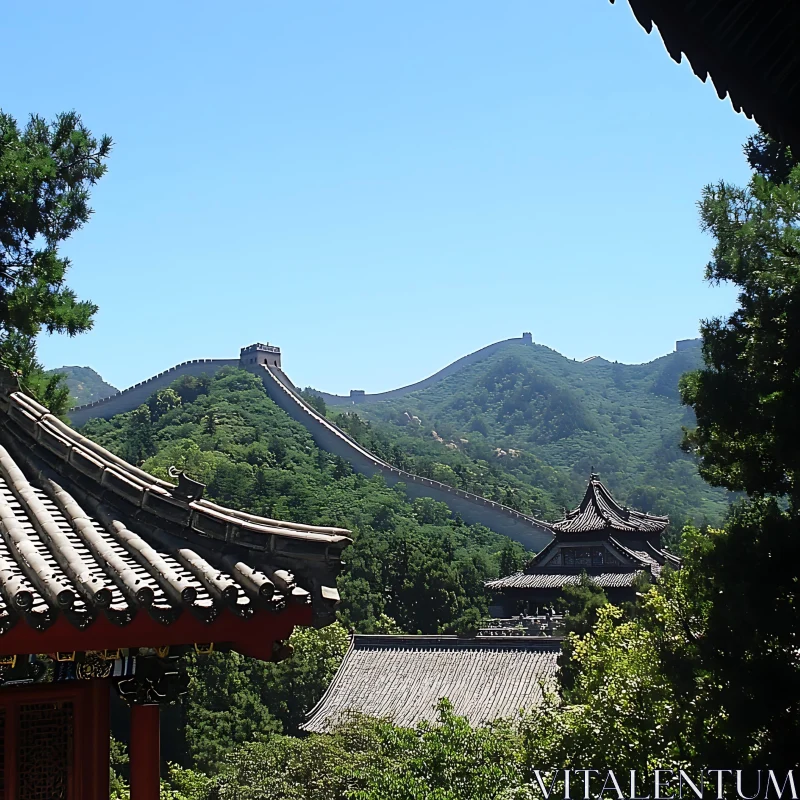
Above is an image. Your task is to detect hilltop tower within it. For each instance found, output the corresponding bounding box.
[522,332,533,344]
[240,343,282,369]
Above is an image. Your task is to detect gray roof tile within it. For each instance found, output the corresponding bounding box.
[302,635,560,732]
[553,476,668,534]
[485,570,645,590]
[0,390,351,636]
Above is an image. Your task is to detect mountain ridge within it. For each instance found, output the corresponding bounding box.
[61,335,721,541]
[321,337,727,536]
[46,365,118,405]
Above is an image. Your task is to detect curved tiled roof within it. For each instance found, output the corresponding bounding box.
[302,635,560,732]
[485,570,645,590]
[0,390,350,638]
[484,480,677,593]
[552,477,668,535]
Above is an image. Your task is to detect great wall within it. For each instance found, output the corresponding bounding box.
[67,336,554,551]
[68,358,240,427]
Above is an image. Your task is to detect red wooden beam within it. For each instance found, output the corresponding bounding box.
[0,605,311,661]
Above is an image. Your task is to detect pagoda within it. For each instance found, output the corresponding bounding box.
[486,474,680,612]
[0,380,351,800]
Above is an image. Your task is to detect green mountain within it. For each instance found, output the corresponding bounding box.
[48,365,118,405]
[325,340,728,536]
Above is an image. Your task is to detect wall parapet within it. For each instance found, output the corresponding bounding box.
[67,359,239,427]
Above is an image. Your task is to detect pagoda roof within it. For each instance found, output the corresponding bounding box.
[611,0,800,154]
[485,569,644,591]
[485,535,680,592]
[552,475,668,535]
[0,389,351,656]
[302,635,560,732]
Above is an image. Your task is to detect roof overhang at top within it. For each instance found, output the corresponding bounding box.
[611,0,800,154]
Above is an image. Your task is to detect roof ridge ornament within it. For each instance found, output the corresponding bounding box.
[167,467,206,502]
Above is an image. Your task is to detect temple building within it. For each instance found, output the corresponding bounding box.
[302,635,560,732]
[0,382,350,800]
[486,474,680,612]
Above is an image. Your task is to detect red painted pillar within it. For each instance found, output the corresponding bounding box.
[89,679,111,800]
[130,704,161,800]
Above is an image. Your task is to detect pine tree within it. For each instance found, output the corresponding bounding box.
[0,111,112,414]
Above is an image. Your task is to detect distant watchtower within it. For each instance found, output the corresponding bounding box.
[522,332,533,344]
[675,338,701,352]
[349,389,366,403]
[240,343,282,369]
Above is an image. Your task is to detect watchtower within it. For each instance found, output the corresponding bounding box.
[522,332,533,344]
[240,343,282,369]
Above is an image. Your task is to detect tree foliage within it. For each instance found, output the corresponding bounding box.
[0,110,111,414]
[555,573,608,692]
[681,134,800,500]
[677,132,800,766]
[162,702,528,800]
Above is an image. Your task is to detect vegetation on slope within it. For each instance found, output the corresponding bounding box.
[47,365,117,404]
[111,131,800,796]
[80,368,525,636]
[321,342,729,541]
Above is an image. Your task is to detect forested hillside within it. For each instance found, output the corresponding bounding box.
[48,365,118,404]
[322,340,729,535]
[80,368,527,636]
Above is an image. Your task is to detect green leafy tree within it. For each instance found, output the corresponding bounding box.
[110,736,130,799]
[162,703,528,800]
[261,622,350,733]
[679,132,800,765]
[0,110,111,414]
[149,387,182,421]
[184,651,282,774]
[555,573,608,693]
[499,540,523,577]
[122,405,156,465]
[681,132,800,499]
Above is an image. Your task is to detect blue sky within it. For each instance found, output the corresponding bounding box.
[3,1,754,394]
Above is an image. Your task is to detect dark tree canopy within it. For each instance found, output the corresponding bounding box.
[681,134,800,502]
[679,133,800,765]
[0,110,111,413]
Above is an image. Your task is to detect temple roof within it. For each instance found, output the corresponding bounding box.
[485,534,680,593]
[611,0,800,154]
[0,389,350,642]
[552,476,668,535]
[302,635,560,732]
[486,569,644,591]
